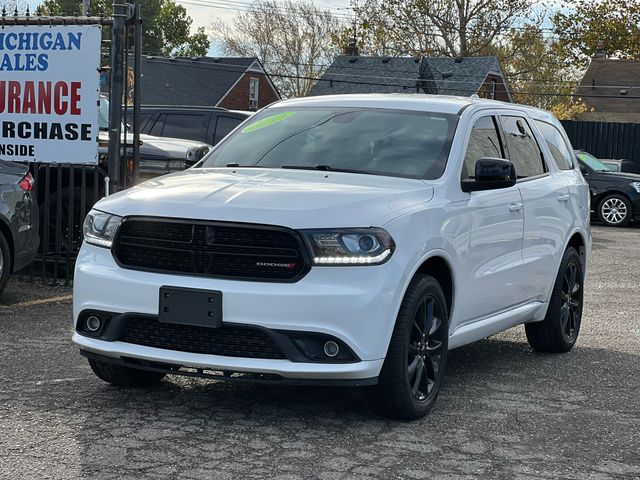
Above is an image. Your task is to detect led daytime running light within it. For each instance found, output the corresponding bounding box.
[314,249,392,265]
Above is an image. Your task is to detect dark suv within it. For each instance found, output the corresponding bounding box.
[575,150,640,227]
[126,106,250,151]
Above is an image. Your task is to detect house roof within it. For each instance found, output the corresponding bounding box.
[136,56,266,106]
[307,56,425,96]
[308,55,509,99]
[577,60,640,114]
[426,56,504,96]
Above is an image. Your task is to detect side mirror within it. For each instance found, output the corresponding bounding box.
[461,158,517,192]
[580,166,588,176]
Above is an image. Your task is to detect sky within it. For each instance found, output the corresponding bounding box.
[19,0,352,56]
[18,0,558,56]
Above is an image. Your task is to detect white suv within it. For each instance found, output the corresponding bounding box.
[73,94,591,419]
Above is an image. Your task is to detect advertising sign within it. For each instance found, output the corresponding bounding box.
[0,25,101,164]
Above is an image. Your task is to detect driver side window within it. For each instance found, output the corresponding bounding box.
[463,116,505,179]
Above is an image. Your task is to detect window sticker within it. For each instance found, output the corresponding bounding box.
[241,111,295,133]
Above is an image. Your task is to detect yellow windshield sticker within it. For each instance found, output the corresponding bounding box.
[241,111,295,133]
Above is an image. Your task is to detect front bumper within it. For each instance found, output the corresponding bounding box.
[73,243,406,381]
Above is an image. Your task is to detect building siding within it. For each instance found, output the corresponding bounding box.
[218,73,280,110]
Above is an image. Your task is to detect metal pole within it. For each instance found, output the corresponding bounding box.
[107,2,127,194]
[122,23,129,188]
[132,1,142,183]
[82,0,90,16]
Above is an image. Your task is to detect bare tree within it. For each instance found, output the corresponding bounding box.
[211,1,341,98]
[354,0,539,57]
[0,0,28,14]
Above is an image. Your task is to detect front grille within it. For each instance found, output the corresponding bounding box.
[119,317,286,359]
[113,218,309,281]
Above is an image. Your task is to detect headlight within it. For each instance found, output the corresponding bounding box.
[83,210,122,248]
[301,228,395,265]
[631,182,640,193]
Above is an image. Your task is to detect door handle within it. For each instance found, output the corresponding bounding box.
[557,194,570,202]
[508,202,523,212]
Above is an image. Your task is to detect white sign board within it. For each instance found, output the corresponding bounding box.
[0,25,101,164]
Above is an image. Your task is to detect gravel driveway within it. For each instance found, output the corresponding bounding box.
[1,225,638,479]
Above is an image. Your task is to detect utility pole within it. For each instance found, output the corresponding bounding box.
[107,2,128,193]
[82,0,90,16]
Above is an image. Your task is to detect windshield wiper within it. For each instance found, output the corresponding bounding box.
[225,163,260,167]
[281,164,372,175]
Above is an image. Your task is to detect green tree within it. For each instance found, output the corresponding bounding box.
[492,26,581,111]
[553,0,640,67]
[37,0,209,56]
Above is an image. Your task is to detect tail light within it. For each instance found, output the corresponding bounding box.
[19,172,35,192]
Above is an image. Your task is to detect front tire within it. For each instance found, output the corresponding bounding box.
[370,274,448,420]
[525,247,584,353]
[88,358,166,387]
[598,194,632,227]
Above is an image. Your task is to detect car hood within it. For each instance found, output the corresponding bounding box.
[98,131,211,158]
[138,134,211,158]
[95,168,434,228]
[592,171,640,182]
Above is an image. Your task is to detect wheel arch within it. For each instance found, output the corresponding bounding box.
[565,230,587,272]
[409,252,455,322]
[0,216,15,273]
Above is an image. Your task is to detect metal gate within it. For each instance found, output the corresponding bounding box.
[4,4,143,284]
[20,163,107,285]
[562,120,640,166]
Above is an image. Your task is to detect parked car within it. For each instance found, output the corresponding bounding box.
[104,98,213,179]
[0,161,39,294]
[575,150,640,227]
[74,95,591,419]
[125,105,251,158]
[599,158,640,174]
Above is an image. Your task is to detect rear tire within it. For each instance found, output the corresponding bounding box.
[369,274,448,420]
[88,358,166,387]
[0,231,11,295]
[525,247,583,353]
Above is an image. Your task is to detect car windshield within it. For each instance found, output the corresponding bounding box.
[576,151,613,172]
[99,96,109,131]
[200,107,458,179]
[99,96,130,133]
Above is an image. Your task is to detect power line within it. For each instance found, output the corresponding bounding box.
[140,56,640,100]
[177,0,354,20]
[137,53,610,90]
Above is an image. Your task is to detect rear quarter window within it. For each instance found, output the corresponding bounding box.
[533,120,575,170]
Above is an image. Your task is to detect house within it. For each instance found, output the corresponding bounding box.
[134,56,281,110]
[308,55,512,102]
[576,59,640,123]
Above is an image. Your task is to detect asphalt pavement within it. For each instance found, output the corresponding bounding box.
[0,225,638,479]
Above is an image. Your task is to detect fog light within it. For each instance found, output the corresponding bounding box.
[86,315,102,332]
[323,341,339,357]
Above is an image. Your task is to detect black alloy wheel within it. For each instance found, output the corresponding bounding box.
[526,247,584,353]
[369,274,449,419]
[408,296,445,401]
[560,259,582,343]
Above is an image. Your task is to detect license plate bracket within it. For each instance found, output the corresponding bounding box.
[158,286,222,328]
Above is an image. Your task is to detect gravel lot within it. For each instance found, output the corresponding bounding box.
[0,225,639,479]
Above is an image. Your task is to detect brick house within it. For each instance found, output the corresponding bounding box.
[308,55,512,102]
[576,59,640,123]
[137,56,281,110]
